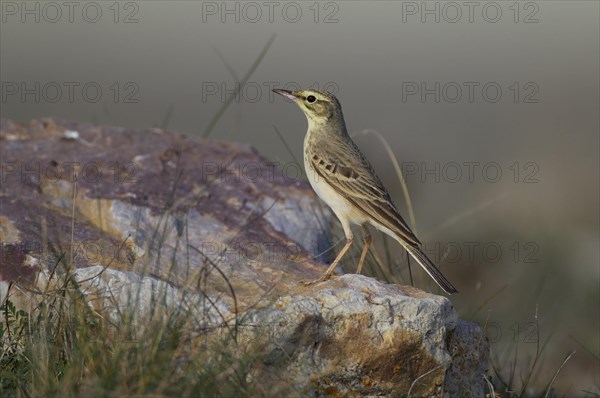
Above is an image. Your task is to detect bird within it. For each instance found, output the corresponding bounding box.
[273,88,458,294]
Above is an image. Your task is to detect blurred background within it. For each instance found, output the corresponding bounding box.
[1,1,598,393]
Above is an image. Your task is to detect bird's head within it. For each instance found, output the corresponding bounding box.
[273,88,343,128]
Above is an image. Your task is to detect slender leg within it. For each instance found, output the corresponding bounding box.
[304,237,353,285]
[356,224,372,274]
[304,217,353,286]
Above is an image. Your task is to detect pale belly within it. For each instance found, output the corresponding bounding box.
[303,138,369,227]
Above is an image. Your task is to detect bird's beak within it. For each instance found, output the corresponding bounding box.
[272,89,298,102]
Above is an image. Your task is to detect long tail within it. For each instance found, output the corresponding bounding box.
[401,242,458,294]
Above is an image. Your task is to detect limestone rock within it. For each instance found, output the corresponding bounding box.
[0,118,488,396]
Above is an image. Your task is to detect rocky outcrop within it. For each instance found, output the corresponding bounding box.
[0,118,488,396]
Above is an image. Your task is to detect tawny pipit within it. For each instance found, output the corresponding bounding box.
[273,88,458,294]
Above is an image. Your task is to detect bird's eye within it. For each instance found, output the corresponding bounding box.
[306,95,317,103]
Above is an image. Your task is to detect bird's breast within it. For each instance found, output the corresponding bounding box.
[303,132,367,224]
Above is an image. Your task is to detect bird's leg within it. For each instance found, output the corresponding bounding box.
[356,224,371,274]
[304,236,353,286]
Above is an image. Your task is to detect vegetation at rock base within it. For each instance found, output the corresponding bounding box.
[0,271,292,398]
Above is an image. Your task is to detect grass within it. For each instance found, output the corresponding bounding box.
[2,230,595,397]
[0,168,293,397]
[0,274,289,398]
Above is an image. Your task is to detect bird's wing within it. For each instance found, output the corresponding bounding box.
[308,135,421,246]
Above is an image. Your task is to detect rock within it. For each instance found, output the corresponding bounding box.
[248,275,456,396]
[445,320,490,397]
[0,118,488,396]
